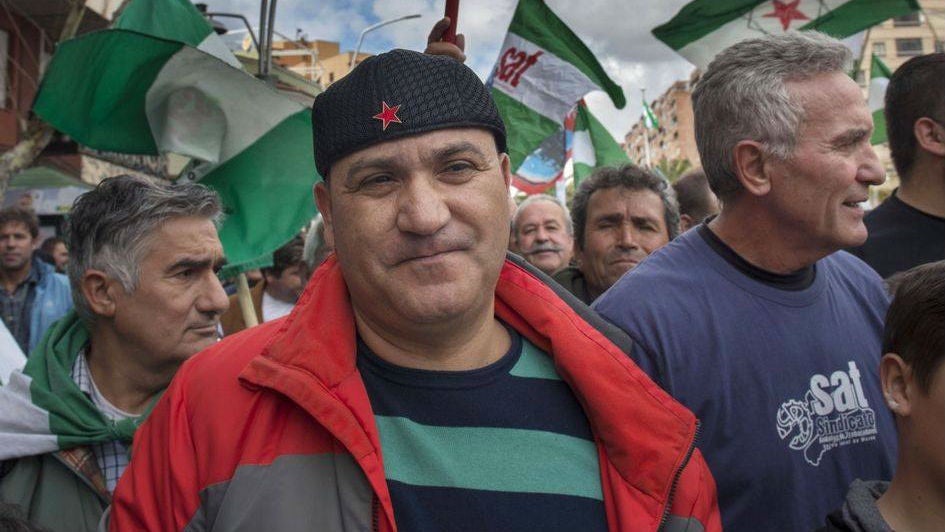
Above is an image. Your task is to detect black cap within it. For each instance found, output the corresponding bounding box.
[311,49,507,178]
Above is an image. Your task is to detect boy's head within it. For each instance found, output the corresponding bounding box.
[880,260,945,484]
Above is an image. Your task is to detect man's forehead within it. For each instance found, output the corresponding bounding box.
[520,201,567,224]
[0,221,31,234]
[589,187,663,217]
[144,218,223,263]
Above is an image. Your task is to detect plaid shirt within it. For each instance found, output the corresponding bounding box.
[0,264,39,353]
[70,351,130,493]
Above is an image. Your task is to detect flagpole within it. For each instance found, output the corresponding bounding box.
[855,28,872,82]
[921,6,941,44]
[641,88,652,168]
[236,273,259,328]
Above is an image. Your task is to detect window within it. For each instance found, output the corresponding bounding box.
[872,42,886,57]
[0,30,8,109]
[892,13,921,27]
[937,41,945,54]
[896,38,924,57]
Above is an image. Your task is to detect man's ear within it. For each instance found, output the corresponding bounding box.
[880,352,912,417]
[499,153,512,192]
[314,181,334,249]
[915,117,945,158]
[81,270,120,318]
[732,140,772,197]
[679,214,694,233]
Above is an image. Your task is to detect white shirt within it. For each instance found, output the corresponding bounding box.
[262,291,294,322]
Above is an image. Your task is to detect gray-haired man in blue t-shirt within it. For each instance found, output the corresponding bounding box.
[595,31,896,532]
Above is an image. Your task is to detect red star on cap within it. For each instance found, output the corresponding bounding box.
[373,101,402,131]
[763,0,810,31]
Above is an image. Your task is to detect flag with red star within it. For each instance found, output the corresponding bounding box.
[653,0,919,68]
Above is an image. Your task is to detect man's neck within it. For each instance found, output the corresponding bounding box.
[878,452,945,532]
[709,203,827,274]
[86,328,174,415]
[0,262,32,293]
[896,162,945,217]
[354,302,511,372]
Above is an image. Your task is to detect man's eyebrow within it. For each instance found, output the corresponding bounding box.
[344,156,399,185]
[831,128,870,147]
[165,257,217,274]
[595,213,625,225]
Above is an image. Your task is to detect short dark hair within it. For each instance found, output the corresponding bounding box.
[885,53,945,180]
[40,236,64,255]
[882,260,945,393]
[672,169,717,224]
[570,164,679,249]
[263,235,304,277]
[0,207,39,238]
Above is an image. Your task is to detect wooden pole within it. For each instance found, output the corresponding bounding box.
[235,273,259,328]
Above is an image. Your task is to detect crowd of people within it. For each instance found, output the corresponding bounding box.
[0,19,943,532]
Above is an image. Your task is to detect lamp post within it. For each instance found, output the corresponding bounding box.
[350,14,422,70]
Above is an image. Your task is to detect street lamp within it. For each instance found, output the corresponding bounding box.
[350,14,423,70]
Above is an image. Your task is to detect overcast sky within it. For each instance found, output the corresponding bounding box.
[205,0,698,143]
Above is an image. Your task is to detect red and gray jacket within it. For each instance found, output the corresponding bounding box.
[109,255,721,532]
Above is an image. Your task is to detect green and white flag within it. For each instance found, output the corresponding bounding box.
[653,0,920,68]
[868,54,892,145]
[643,99,660,129]
[32,0,318,274]
[489,0,625,173]
[0,313,150,461]
[571,101,630,184]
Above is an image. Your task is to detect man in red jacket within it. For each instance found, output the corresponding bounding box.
[110,47,720,532]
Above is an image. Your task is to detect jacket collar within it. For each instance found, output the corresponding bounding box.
[241,254,697,522]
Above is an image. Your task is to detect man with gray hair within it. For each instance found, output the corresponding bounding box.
[554,164,678,304]
[595,32,896,531]
[511,195,574,275]
[0,175,229,532]
[300,213,334,279]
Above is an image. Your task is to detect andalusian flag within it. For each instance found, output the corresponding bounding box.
[643,100,660,129]
[571,101,630,184]
[32,0,318,274]
[868,54,892,145]
[489,0,625,178]
[0,314,147,461]
[653,0,920,68]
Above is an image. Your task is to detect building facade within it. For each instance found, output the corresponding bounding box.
[623,70,701,170]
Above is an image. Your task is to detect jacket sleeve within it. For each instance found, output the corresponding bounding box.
[667,448,722,532]
[109,366,204,531]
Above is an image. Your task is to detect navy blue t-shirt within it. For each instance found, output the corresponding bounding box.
[357,327,608,532]
[594,227,897,532]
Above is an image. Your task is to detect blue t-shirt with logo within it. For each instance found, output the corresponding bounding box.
[594,227,897,532]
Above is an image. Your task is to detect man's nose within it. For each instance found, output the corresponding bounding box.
[396,175,451,236]
[858,144,886,187]
[197,274,230,316]
[615,224,639,249]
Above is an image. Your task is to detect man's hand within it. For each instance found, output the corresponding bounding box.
[424,17,466,63]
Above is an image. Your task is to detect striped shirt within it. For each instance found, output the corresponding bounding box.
[357,326,608,532]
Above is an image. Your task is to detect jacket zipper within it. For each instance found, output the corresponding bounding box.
[657,421,700,532]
